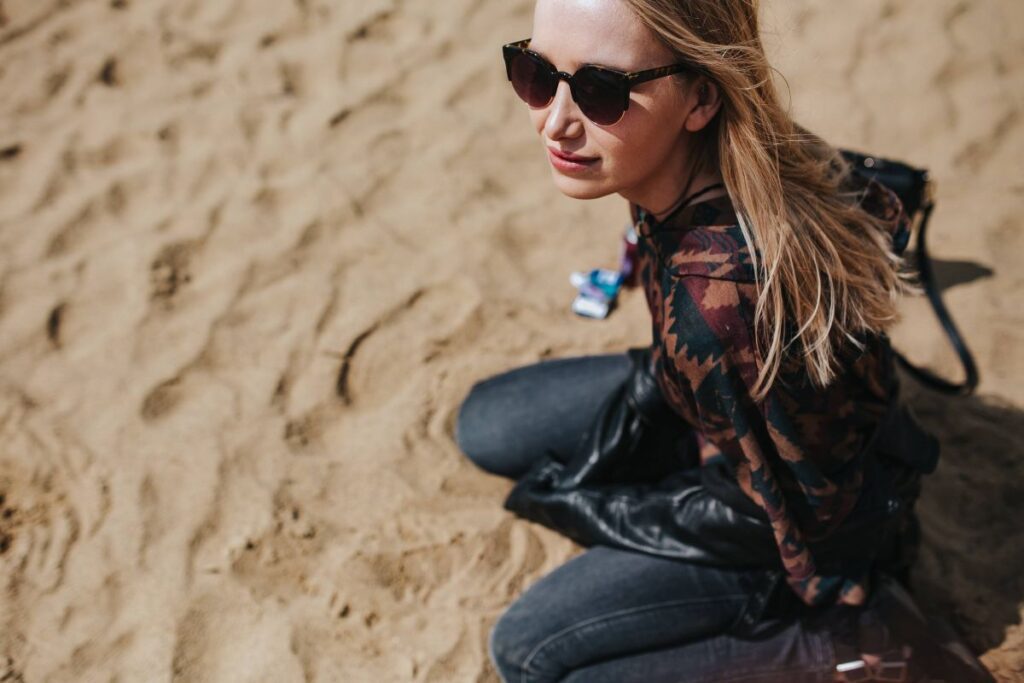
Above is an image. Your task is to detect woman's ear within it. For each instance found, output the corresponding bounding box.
[683,78,722,133]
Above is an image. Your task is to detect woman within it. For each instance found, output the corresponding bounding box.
[456,0,993,680]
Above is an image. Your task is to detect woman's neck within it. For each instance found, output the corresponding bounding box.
[628,164,727,223]
[651,172,727,223]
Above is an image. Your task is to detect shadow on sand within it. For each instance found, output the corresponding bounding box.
[900,368,1024,655]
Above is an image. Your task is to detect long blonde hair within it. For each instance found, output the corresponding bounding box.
[625,0,919,401]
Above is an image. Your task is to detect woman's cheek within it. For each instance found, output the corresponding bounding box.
[600,138,640,184]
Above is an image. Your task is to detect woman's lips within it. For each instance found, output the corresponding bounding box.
[547,147,599,173]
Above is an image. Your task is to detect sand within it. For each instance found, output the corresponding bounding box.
[0,0,1021,680]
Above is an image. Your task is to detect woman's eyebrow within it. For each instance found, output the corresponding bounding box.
[581,57,631,71]
[529,44,631,72]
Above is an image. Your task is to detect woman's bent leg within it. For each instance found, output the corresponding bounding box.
[455,353,632,479]
[488,545,753,683]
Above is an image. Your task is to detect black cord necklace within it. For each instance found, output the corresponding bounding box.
[635,181,727,237]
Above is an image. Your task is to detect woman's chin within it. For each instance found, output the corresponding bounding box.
[550,173,611,200]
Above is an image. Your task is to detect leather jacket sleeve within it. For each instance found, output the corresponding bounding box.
[504,456,781,566]
[502,345,781,567]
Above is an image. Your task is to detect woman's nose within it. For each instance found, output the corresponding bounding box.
[544,80,583,139]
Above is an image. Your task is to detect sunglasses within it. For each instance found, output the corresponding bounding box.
[502,38,695,125]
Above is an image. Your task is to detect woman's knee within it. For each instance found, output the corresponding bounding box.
[487,614,517,682]
[454,382,487,463]
[454,382,477,454]
[454,381,515,477]
[488,606,546,683]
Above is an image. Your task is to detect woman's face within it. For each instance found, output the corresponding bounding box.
[526,0,710,208]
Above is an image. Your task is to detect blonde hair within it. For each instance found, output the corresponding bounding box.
[625,0,920,401]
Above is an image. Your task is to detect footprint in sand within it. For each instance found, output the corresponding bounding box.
[335,279,482,410]
[150,239,198,303]
[140,376,184,421]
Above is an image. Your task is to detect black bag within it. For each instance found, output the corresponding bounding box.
[839,148,979,396]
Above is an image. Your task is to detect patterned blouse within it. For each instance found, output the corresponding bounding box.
[629,177,912,607]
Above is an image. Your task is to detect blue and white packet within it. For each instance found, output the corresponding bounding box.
[569,268,623,319]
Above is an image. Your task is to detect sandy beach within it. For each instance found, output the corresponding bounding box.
[0,0,1022,680]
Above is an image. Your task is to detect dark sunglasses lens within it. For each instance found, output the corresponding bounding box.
[573,68,626,124]
[508,51,556,108]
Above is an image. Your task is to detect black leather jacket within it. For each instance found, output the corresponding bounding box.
[503,343,940,625]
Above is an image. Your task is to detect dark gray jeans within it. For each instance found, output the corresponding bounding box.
[455,352,837,682]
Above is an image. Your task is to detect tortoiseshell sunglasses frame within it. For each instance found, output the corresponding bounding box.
[501,38,695,124]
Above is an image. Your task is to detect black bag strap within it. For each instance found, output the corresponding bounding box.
[839,148,979,396]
